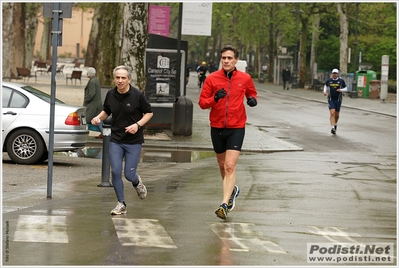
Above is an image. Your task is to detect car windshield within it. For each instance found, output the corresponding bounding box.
[21,85,65,104]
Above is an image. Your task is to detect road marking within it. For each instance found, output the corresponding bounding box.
[308,226,361,243]
[112,218,177,248]
[29,209,72,216]
[209,222,287,253]
[13,215,68,243]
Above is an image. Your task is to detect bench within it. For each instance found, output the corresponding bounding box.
[66,70,82,85]
[16,67,37,83]
[72,58,81,68]
[34,61,48,75]
[47,64,65,75]
[57,64,65,74]
[2,69,23,82]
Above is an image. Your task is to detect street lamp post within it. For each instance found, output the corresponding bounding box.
[350,3,359,98]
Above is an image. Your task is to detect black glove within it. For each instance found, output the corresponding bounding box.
[247,97,257,107]
[214,88,227,102]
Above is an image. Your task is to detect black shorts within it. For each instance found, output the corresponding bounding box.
[328,99,342,112]
[210,127,245,154]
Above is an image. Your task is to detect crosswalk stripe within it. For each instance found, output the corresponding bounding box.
[13,215,68,243]
[112,218,177,248]
[209,222,287,253]
[11,214,284,252]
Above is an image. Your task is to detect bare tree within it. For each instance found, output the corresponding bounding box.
[337,3,348,74]
[120,3,149,91]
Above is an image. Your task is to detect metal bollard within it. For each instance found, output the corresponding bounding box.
[98,116,113,187]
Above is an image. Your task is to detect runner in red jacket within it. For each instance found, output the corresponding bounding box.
[199,45,258,220]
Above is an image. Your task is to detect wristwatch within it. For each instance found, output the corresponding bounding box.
[136,122,141,129]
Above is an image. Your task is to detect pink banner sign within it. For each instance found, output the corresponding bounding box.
[148,5,170,37]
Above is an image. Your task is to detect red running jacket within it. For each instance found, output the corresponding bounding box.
[198,68,257,128]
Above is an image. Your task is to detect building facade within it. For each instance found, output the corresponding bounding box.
[34,7,94,60]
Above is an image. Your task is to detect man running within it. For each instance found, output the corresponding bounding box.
[198,45,258,220]
[323,68,348,135]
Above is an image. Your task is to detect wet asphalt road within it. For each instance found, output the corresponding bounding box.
[2,150,396,266]
[2,72,397,266]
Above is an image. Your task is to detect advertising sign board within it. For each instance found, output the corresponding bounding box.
[145,49,185,104]
[148,5,170,37]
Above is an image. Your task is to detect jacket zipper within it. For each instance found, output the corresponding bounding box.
[224,77,231,128]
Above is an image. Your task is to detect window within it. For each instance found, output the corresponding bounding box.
[2,86,28,108]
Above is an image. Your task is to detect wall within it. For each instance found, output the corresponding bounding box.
[34,7,94,60]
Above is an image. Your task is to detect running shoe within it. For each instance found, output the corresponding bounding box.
[111,202,126,215]
[135,175,147,199]
[331,128,336,135]
[227,185,240,212]
[334,125,337,132]
[215,203,228,220]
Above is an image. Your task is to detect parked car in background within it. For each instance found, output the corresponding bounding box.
[2,82,89,164]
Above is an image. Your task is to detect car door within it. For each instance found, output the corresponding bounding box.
[2,86,28,136]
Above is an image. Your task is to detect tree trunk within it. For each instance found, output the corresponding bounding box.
[257,45,262,79]
[310,12,320,84]
[3,3,43,76]
[14,4,25,68]
[25,3,41,67]
[95,3,123,86]
[3,3,25,78]
[2,2,14,77]
[298,16,308,88]
[121,3,149,91]
[85,7,101,68]
[39,18,51,62]
[267,4,275,82]
[337,3,348,74]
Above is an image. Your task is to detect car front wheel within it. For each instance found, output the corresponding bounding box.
[6,128,46,165]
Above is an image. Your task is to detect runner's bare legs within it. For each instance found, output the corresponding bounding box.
[216,150,240,204]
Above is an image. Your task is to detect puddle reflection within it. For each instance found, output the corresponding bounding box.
[58,148,215,163]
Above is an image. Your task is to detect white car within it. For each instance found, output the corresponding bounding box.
[2,81,89,164]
